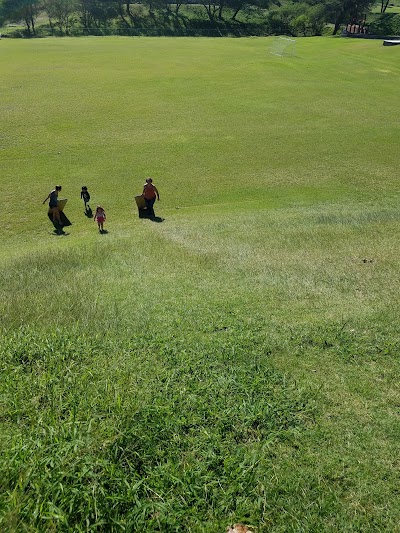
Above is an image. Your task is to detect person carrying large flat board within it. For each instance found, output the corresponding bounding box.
[142,178,160,218]
[43,185,62,225]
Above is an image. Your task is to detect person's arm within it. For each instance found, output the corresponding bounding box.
[154,186,160,200]
[42,193,50,204]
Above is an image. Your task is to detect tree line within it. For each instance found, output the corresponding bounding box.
[0,0,386,38]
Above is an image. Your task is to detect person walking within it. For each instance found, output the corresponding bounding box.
[43,185,62,225]
[80,186,91,208]
[142,178,160,218]
[94,205,106,232]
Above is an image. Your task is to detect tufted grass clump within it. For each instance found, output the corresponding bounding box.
[1,327,315,531]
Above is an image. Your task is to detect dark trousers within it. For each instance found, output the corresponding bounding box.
[144,197,156,217]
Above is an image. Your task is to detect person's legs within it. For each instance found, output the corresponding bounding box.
[145,197,156,217]
[52,207,61,223]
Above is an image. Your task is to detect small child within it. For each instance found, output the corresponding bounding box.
[94,205,106,232]
[80,186,91,207]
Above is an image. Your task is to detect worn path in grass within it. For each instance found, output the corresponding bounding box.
[1,37,400,531]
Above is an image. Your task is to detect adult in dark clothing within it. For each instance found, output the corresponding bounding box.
[43,185,62,224]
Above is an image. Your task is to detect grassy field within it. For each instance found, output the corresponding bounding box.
[1,36,400,531]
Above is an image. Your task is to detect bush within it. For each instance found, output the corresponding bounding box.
[391,14,400,35]
[267,2,326,37]
[368,13,400,35]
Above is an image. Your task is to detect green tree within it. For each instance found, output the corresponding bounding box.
[76,0,118,32]
[199,0,219,22]
[296,0,375,34]
[380,0,390,13]
[43,0,80,34]
[331,0,375,34]
[267,2,306,35]
[1,0,42,35]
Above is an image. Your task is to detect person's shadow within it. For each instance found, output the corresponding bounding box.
[150,216,164,223]
[52,228,69,236]
[84,206,93,218]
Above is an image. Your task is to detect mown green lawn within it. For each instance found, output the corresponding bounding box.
[1,37,399,532]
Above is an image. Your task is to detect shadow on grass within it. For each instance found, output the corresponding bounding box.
[137,208,164,222]
[84,206,93,218]
[52,229,69,236]
[48,212,72,233]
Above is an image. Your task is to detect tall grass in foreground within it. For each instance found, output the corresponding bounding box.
[1,321,399,531]
[1,37,400,531]
[1,203,399,531]
[1,326,314,531]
